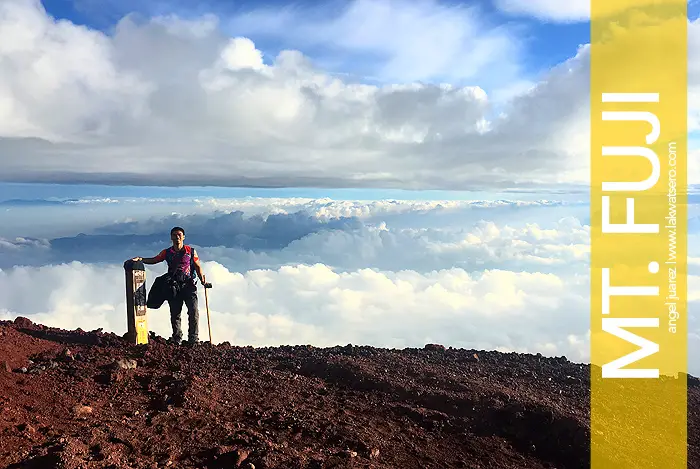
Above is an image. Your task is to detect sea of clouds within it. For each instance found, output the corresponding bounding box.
[2,196,700,375]
[2,0,700,377]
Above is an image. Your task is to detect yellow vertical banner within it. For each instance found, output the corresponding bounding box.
[591,0,687,468]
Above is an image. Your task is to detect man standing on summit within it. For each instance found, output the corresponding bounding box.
[132,227,206,345]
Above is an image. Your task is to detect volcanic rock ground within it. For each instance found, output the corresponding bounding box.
[1,317,699,469]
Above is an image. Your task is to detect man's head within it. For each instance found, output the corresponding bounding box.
[170,227,185,248]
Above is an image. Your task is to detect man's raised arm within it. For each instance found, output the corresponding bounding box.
[131,250,166,265]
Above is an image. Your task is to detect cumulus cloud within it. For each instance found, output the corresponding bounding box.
[199,217,590,276]
[0,198,590,275]
[225,0,524,85]
[2,0,700,191]
[4,258,700,373]
[0,0,594,190]
[0,261,592,363]
[5,260,700,372]
[65,0,527,86]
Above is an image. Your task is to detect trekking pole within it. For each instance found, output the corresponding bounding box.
[203,282,213,344]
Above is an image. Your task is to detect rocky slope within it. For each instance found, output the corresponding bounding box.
[1,317,698,469]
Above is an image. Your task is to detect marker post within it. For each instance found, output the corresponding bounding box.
[124,259,149,345]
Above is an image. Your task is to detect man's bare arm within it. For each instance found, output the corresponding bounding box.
[131,256,162,265]
[131,249,166,265]
[192,250,206,284]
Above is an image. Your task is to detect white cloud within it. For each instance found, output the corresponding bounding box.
[226,0,524,85]
[0,194,588,242]
[2,1,700,190]
[0,261,592,364]
[0,0,152,142]
[198,217,591,275]
[494,0,696,24]
[5,260,700,373]
[0,198,591,275]
[3,196,700,374]
[494,0,589,22]
[0,0,591,190]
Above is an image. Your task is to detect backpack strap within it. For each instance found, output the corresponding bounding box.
[164,247,172,270]
[187,245,197,282]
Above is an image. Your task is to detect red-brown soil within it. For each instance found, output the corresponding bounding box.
[1,317,698,469]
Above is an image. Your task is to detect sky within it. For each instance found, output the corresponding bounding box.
[2,0,700,375]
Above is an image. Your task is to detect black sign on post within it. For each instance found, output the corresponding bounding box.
[124,259,148,344]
